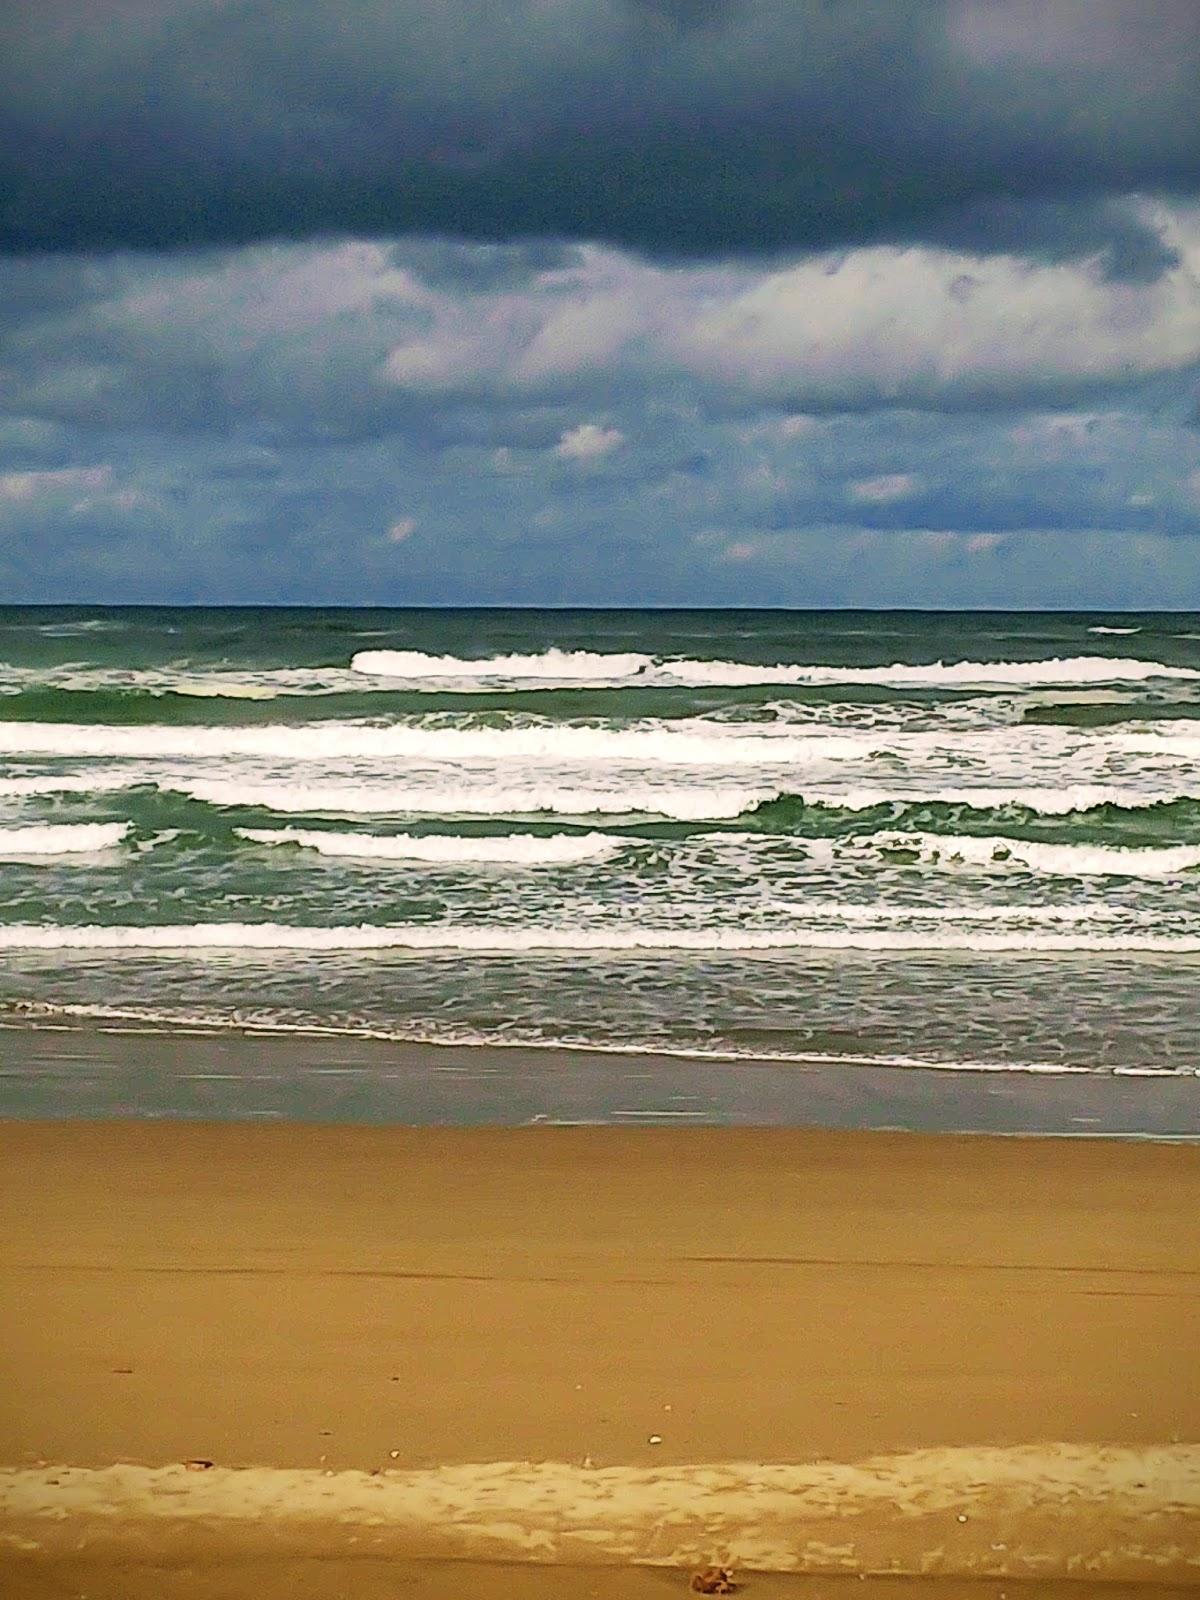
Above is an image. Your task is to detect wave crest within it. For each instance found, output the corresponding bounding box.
[236,827,621,866]
[349,648,1199,690]
[0,822,129,857]
[179,777,766,820]
[865,832,1200,879]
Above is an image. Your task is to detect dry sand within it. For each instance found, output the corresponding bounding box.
[1,1121,1198,1596]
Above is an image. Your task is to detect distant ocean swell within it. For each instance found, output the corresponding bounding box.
[1,606,1199,1088]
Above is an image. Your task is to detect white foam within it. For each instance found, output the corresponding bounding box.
[0,774,134,798]
[7,1448,1200,1578]
[0,822,128,857]
[177,777,765,820]
[1107,725,1200,759]
[0,997,1115,1076]
[0,920,1190,954]
[790,783,1196,815]
[172,678,280,700]
[350,649,1199,690]
[868,832,1200,879]
[352,647,654,681]
[237,827,621,866]
[663,655,1198,689]
[0,718,872,765]
[0,713,1193,790]
[764,901,1121,925]
[1087,626,1142,636]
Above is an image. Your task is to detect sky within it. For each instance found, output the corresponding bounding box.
[2,0,1199,607]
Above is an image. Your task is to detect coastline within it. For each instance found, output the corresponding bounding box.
[3,1119,1199,1592]
[2,1023,1199,1134]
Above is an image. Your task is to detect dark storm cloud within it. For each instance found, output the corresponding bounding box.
[929,199,1183,285]
[2,1,1198,263]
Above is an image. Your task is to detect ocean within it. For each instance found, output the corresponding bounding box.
[1,605,1198,1124]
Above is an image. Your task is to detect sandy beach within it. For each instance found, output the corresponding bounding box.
[2,1118,1199,1595]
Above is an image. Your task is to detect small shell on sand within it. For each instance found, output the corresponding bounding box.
[691,1566,736,1594]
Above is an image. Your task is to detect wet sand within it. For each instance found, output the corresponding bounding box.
[2,1120,1199,1594]
[5,1023,1200,1132]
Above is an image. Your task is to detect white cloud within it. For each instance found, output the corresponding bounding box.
[847,472,922,504]
[964,532,1005,554]
[373,206,1200,417]
[40,218,1193,433]
[673,206,1200,406]
[779,414,821,438]
[722,539,759,562]
[0,466,113,501]
[553,422,625,461]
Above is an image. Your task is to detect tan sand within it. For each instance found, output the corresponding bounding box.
[1,1121,1198,1596]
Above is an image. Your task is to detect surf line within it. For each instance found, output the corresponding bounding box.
[3,1446,1199,1580]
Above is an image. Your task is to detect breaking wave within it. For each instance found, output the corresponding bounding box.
[0,774,137,798]
[175,776,767,820]
[0,718,875,765]
[350,648,1199,690]
[755,783,1199,817]
[863,832,1200,879]
[352,647,653,681]
[236,827,621,866]
[0,822,129,856]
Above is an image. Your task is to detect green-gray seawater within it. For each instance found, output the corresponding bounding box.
[1,606,1198,1119]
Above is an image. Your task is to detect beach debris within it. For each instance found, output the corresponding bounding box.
[691,1566,737,1594]
[648,1434,663,1445]
[184,1458,214,1472]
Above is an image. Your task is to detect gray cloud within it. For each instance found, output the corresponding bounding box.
[5,362,1200,605]
[8,215,1196,459]
[2,1,1198,265]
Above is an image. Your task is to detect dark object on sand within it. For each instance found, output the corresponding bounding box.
[691,1567,737,1593]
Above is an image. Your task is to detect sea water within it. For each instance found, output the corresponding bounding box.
[0,606,1198,1111]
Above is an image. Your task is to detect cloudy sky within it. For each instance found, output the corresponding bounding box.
[2,0,1199,606]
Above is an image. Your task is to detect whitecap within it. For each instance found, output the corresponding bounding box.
[349,648,1199,691]
[0,822,129,857]
[785,783,1196,816]
[0,917,1190,955]
[0,718,879,766]
[175,777,766,821]
[236,826,621,866]
[864,831,1200,879]
[352,647,653,681]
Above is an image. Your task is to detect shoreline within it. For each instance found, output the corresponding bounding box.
[3,1120,1199,1590]
[2,1023,1199,1134]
